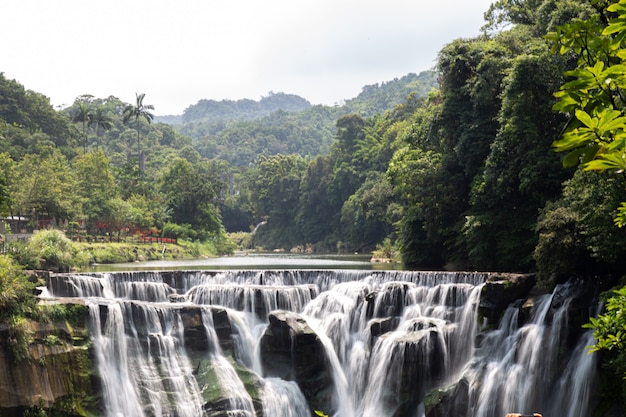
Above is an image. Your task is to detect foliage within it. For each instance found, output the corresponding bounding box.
[4,240,40,270]
[534,204,588,280]
[27,229,91,271]
[548,0,626,226]
[38,303,88,328]
[122,92,155,156]
[249,154,307,249]
[547,2,626,411]
[341,71,437,117]
[10,150,82,223]
[0,255,34,319]
[72,150,118,229]
[6,315,34,363]
[371,238,398,262]
[183,72,436,167]
[162,222,198,240]
[586,286,626,353]
[0,73,73,150]
[159,158,223,235]
[584,285,626,403]
[228,231,253,250]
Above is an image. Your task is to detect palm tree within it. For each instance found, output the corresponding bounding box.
[122,93,154,162]
[89,107,113,149]
[71,102,93,152]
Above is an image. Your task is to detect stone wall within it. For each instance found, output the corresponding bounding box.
[0,304,101,416]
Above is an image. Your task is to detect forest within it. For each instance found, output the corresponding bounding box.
[1,1,626,280]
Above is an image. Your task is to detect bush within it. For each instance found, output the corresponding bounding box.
[5,240,39,269]
[0,255,34,318]
[162,222,197,240]
[585,285,626,409]
[27,229,91,271]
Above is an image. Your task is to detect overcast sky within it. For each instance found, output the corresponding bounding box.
[3,0,494,115]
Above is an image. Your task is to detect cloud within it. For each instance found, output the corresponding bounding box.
[1,0,492,114]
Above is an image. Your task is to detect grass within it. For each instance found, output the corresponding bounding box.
[75,237,235,265]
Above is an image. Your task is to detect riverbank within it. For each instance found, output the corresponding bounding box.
[2,229,237,272]
[74,240,226,266]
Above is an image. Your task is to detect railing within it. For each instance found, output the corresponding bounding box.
[69,234,177,245]
[136,236,177,244]
[0,234,33,254]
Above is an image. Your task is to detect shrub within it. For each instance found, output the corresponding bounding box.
[162,222,197,240]
[6,315,34,363]
[0,255,34,318]
[5,240,39,269]
[27,229,91,271]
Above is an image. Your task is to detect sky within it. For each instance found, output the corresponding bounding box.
[2,0,495,115]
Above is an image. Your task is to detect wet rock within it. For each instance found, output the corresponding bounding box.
[479,273,536,326]
[424,378,470,417]
[180,306,210,353]
[368,317,400,346]
[369,319,450,416]
[547,279,598,351]
[181,307,234,354]
[373,282,413,318]
[259,310,335,415]
[194,355,265,417]
[0,311,101,416]
[388,326,447,412]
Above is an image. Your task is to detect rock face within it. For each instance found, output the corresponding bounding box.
[0,305,101,417]
[479,273,537,325]
[259,310,335,415]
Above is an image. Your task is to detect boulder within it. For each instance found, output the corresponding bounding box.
[259,310,335,414]
[180,307,235,354]
[381,324,448,414]
[371,282,413,319]
[368,316,400,346]
[195,358,265,417]
[479,273,536,325]
[424,378,470,417]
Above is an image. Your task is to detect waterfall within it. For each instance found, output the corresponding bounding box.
[47,270,599,417]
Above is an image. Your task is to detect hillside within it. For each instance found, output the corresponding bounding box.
[176,70,437,166]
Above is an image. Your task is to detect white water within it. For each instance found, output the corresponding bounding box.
[47,270,598,417]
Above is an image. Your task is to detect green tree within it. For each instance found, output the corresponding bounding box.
[387,148,449,267]
[0,153,14,216]
[584,286,626,403]
[11,151,81,225]
[0,73,73,152]
[72,151,119,232]
[249,154,307,249]
[464,48,569,271]
[123,92,154,161]
[71,100,93,152]
[160,158,222,236]
[340,172,395,250]
[89,107,113,149]
[297,155,335,246]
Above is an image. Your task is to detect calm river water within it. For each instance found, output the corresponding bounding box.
[86,252,403,272]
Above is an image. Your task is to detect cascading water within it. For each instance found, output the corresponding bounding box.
[45,270,599,417]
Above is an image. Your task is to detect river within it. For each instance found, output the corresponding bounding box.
[86,252,402,272]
